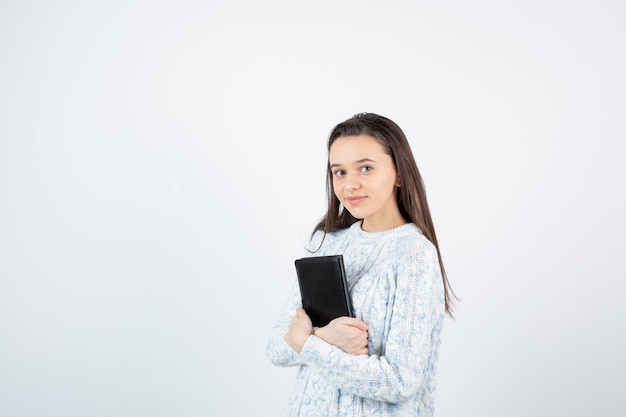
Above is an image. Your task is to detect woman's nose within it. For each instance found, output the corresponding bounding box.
[346,173,361,190]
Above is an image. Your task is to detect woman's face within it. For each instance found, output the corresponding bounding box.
[329,134,405,232]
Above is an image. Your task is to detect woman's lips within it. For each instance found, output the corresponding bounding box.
[346,196,366,205]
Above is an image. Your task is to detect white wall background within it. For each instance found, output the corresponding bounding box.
[1,1,625,416]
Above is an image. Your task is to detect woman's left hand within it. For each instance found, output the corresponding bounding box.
[283,308,313,354]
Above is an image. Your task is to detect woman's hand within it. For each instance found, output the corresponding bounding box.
[314,317,369,355]
[284,308,313,354]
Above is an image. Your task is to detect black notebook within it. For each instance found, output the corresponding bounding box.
[294,254,354,328]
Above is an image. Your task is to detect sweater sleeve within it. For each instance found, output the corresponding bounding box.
[266,232,326,367]
[265,281,303,367]
[297,240,445,403]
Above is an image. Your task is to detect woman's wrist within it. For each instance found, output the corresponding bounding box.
[284,331,309,354]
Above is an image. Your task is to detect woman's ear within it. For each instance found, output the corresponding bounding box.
[395,175,402,187]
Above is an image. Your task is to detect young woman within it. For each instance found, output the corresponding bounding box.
[266,113,455,417]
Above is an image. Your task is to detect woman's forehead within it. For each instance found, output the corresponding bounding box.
[329,135,388,163]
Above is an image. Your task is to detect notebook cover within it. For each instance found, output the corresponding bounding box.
[294,254,354,328]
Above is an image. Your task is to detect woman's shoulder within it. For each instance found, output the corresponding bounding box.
[306,226,351,253]
[392,224,439,260]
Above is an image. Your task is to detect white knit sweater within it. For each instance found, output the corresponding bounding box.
[266,221,446,417]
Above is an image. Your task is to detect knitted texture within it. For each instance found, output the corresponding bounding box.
[266,221,445,417]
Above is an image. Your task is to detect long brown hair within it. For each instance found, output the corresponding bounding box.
[313,112,457,316]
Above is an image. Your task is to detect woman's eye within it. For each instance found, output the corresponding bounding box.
[360,166,372,173]
[333,170,345,177]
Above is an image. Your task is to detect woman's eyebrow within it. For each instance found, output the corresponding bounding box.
[330,158,377,168]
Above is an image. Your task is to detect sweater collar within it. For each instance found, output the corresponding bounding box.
[348,220,420,242]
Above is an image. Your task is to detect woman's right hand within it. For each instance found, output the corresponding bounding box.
[314,317,369,355]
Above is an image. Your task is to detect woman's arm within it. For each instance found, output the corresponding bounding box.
[296,242,445,403]
[313,316,369,355]
[265,282,304,367]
